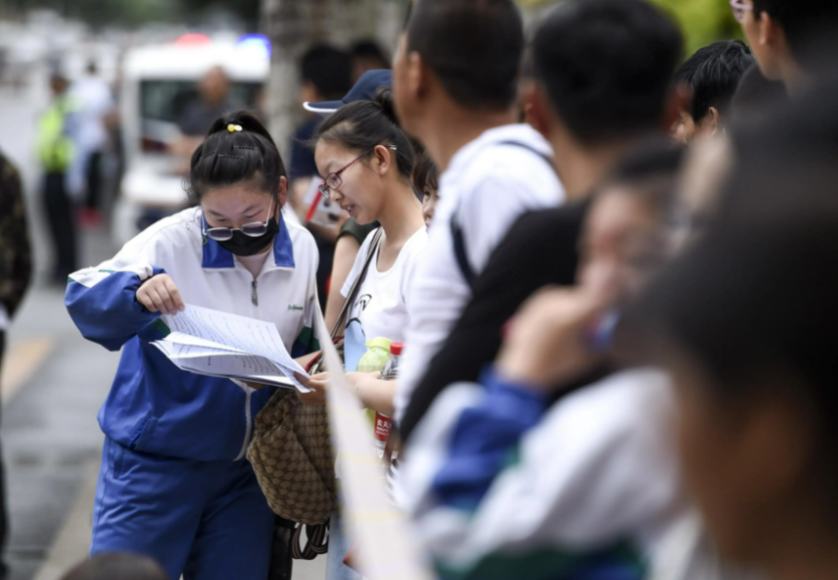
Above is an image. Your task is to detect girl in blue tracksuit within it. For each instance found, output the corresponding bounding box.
[65,112,321,580]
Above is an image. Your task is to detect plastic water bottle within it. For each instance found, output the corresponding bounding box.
[356,337,392,375]
[374,342,403,459]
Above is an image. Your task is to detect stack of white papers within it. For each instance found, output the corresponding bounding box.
[152,304,310,392]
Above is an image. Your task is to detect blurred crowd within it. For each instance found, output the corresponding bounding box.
[4,0,838,579]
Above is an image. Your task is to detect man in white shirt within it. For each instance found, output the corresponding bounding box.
[392,0,565,421]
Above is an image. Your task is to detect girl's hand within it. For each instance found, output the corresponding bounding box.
[296,372,329,405]
[346,372,396,417]
[137,274,185,315]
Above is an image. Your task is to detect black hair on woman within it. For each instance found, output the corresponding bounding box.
[413,151,440,194]
[187,110,287,205]
[314,87,416,181]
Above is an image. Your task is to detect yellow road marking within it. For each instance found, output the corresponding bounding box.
[2,338,54,404]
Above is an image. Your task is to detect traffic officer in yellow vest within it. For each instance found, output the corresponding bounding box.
[37,72,78,284]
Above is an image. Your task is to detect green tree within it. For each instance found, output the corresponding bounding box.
[518,0,743,57]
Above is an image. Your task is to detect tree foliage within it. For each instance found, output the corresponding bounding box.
[518,0,743,57]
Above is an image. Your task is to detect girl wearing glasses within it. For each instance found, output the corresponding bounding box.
[304,88,427,408]
[64,112,320,580]
[305,88,427,580]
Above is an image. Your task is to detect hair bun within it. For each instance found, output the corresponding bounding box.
[372,87,399,125]
[207,111,274,143]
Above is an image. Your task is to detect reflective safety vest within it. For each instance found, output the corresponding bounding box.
[37,94,75,173]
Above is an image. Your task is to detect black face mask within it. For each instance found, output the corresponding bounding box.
[217,217,280,257]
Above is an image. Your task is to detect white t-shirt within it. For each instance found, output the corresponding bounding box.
[395,124,565,422]
[341,227,428,373]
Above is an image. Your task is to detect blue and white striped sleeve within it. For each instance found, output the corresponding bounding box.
[65,238,167,352]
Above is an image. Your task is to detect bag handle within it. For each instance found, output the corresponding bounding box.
[291,522,330,560]
[329,228,384,339]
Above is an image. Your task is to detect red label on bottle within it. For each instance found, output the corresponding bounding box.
[374,413,392,442]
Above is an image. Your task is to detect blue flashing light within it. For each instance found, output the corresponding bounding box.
[237,34,271,60]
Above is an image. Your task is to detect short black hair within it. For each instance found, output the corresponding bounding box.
[752,0,838,60]
[350,40,390,68]
[300,45,353,101]
[60,553,170,580]
[413,150,440,194]
[532,0,683,147]
[729,63,789,125]
[188,111,287,204]
[406,0,524,111]
[315,87,416,181]
[675,40,755,123]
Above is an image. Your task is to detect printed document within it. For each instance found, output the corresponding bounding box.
[152,304,310,391]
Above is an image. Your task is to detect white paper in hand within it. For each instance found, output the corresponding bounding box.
[154,304,309,391]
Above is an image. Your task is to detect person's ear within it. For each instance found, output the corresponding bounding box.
[758,11,781,47]
[663,84,693,133]
[524,82,551,137]
[704,106,721,136]
[373,145,393,176]
[277,176,288,209]
[407,51,428,101]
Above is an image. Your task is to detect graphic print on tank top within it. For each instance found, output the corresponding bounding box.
[344,294,373,373]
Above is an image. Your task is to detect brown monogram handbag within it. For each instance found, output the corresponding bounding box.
[247,229,383,552]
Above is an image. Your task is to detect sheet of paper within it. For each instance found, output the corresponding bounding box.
[316,311,433,580]
[160,305,308,388]
[154,342,245,360]
[164,331,249,354]
[153,342,298,389]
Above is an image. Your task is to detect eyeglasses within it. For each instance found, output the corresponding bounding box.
[203,198,275,242]
[318,146,398,197]
[729,0,753,23]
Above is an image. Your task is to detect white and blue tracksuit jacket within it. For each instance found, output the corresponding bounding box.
[65,207,320,462]
[398,368,740,580]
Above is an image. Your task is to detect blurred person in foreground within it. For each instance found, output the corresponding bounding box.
[400,143,743,579]
[673,40,755,143]
[38,72,78,283]
[730,0,838,94]
[392,0,565,423]
[619,74,838,580]
[0,148,32,580]
[400,0,686,440]
[60,553,169,580]
[729,64,789,125]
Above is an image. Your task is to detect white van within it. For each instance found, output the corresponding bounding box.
[113,37,269,247]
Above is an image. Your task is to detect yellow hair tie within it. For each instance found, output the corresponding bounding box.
[227,124,243,133]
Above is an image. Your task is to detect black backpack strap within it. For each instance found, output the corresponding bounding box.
[449,140,557,290]
[450,208,475,289]
[496,140,558,174]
